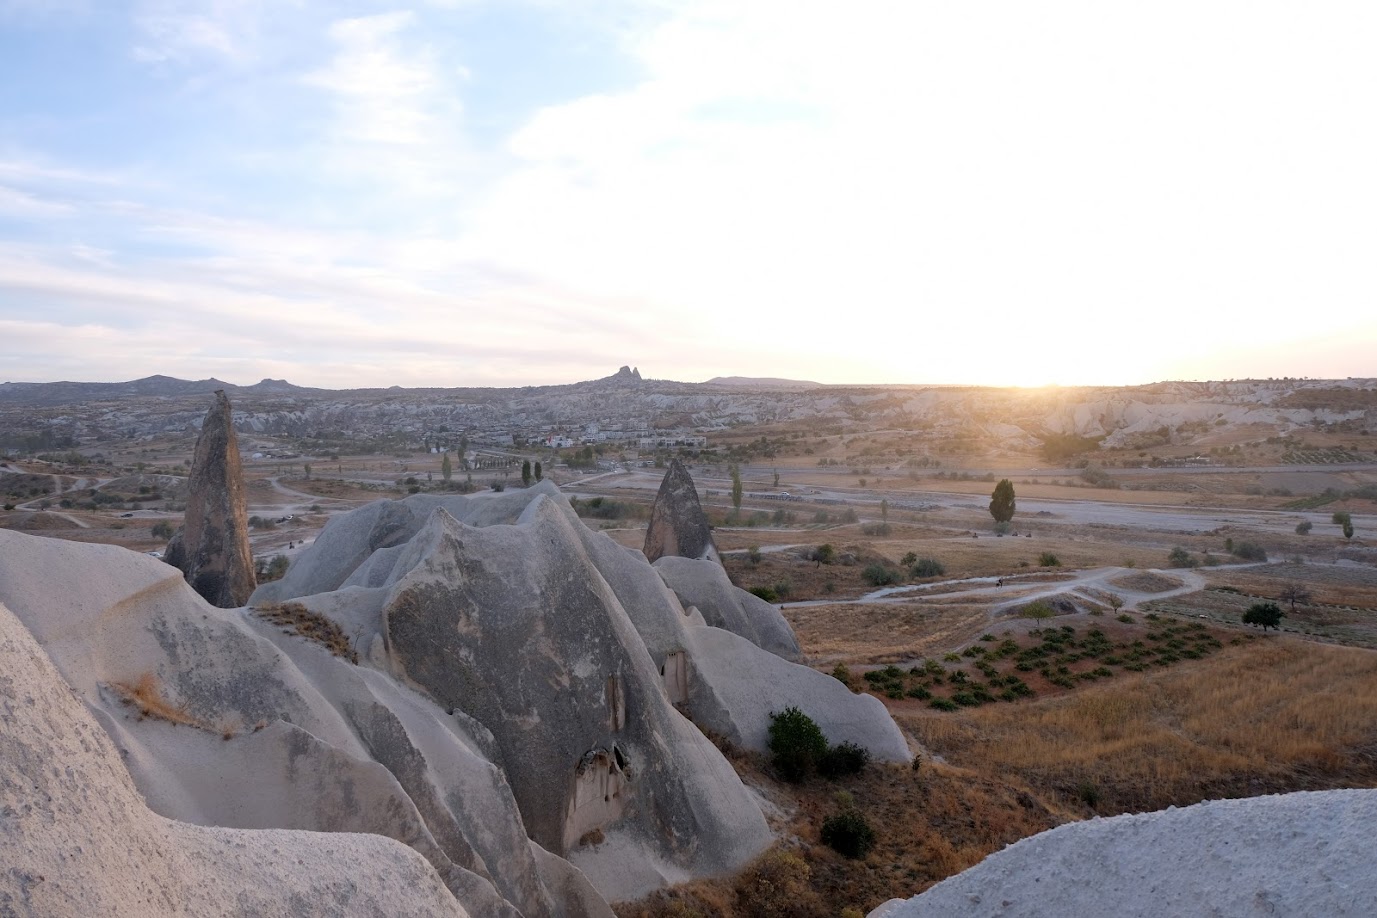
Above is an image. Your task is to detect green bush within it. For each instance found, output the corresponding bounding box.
[1295,520,1313,535]
[862,564,897,586]
[1231,541,1268,562]
[254,554,290,582]
[1167,546,1196,568]
[767,706,828,782]
[748,585,779,602]
[1038,552,1061,567]
[820,810,876,858]
[910,557,945,577]
[818,742,871,779]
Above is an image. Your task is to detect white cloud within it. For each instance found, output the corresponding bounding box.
[456,0,1377,384]
[130,0,275,65]
[298,10,478,202]
[4,1,1376,387]
[304,12,438,145]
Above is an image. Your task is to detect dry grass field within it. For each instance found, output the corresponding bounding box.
[619,636,1377,918]
[905,638,1377,812]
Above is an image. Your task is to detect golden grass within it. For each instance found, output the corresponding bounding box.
[109,672,206,729]
[254,601,359,663]
[616,759,1062,918]
[903,638,1377,813]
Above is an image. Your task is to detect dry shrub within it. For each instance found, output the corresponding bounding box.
[734,849,823,918]
[109,672,204,729]
[906,638,1377,812]
[254,601,358,663]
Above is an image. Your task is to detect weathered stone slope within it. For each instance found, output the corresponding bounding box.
[0,600,469,918]
[869,790,1377,918]
[0,529,597,918]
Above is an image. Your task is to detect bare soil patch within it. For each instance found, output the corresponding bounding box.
[0,510,81,531]
[784,602,991,664]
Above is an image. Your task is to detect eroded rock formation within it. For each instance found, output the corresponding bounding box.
[164,390,255,607]
[643,458,718,564]
[0,599,469,918]
[0,482,909,913]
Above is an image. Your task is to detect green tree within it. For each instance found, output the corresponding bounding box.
[521,459,532,486]
[989,478,1016,524]
[812,543,837,567]
[441,452,452,481]
[1243,601,1284,631]
[767,706,828,782]
[1167,546,1196,568]
[534,460,543,482]
[773,468,780,488]
[303,462,311,480]
[151,520,174,540]
[730,465,743,511]
[1333,511,1355,539]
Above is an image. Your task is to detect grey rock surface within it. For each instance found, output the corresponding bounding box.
[0,529,594,918]
[251,483,562,604]
[654,555,802,661]
[379,499,773,900]
[579,530,905,761]
[682,626,910,761]
[643,459,718,564]
[869,790,1377,918]
[164,390,256,607]
[0,600,470,918]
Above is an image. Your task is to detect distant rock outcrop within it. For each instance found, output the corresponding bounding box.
[164,390,255,607]
[643,459,718,564]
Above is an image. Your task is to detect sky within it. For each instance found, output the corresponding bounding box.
[1,0,1375,389]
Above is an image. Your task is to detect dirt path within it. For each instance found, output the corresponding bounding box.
[788,566,1215,618]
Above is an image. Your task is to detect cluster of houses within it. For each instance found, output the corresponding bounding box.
[536,426,707,451]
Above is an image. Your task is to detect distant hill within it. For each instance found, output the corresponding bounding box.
[0,375,314,407]
[704,376,821,389]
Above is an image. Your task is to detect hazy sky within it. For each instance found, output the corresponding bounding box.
[2,1,1374,388]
